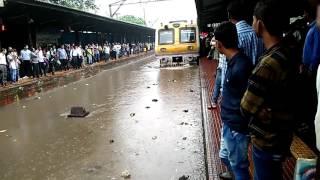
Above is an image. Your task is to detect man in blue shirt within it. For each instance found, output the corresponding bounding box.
[57,45,69,71]
[214,21,253,180]
[227,1,264,66]
[20,45,32,77]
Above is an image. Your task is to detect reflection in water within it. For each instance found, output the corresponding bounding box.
[0,58,205,180]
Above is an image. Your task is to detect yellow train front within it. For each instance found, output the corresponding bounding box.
[155,20,200,67]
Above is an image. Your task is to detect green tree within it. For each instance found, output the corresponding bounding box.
[42,0,98,11]
[118,15,146,26]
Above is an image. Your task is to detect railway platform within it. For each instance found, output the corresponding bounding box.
[199,57,317,180]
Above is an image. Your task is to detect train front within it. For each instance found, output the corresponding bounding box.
[155,20,200,67]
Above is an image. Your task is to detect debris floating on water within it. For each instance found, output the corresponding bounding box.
[68,107,89,118]
[178,175,190,180]
[121,170,131,178]
[152,136,157,140]
[0,130,7,133]
[152,99,158,102]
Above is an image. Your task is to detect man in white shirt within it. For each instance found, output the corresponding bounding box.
[0,48,7,86]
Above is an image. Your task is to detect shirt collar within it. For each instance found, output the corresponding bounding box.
[235,20,247,28]
[228,52,242,66]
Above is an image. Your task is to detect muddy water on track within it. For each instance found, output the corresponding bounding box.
[0,57,206,180]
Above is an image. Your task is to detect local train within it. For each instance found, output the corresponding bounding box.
[155,20,200,67]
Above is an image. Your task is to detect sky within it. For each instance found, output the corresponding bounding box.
[94,0,197,28]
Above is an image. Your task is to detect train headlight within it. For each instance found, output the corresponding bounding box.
[187,46,194,50]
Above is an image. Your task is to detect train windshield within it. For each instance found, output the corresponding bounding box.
[159,29,174,44]
[180,28,196,43]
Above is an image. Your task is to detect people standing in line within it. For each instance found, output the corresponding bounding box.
[214,21,253,180]
[31,48,40,78]
[37,47,46,77]
[70,45,79,69]
[78,45,84,68]
[20,45,32,77]
[208,37,228,109]
[57,45,68,71]
[227,1,264,66]
[104,44,110,62]
[7,49,19,83]
[13,49,20,81]
[240,1,297,180]
[86,45,93,65]
[47,47,55,75]
[0,48,8,86]
[94,44,100,62]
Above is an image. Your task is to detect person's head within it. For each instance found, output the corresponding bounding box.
[38,46,42,50]
[61,44,64,49]
[24,45,28,50]
[253,1,289,38]
[214,21,238,54]
[227,1,246,23]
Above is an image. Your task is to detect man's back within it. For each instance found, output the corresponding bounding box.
[241,42,296,154]
[236,20,264,65]
[221,52,253,134]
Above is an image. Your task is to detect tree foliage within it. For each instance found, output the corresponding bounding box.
[43,0,98,11]
[118,15,146,26]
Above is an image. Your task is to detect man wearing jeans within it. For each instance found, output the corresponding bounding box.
[241,1,295,180]
[215,21,253,180]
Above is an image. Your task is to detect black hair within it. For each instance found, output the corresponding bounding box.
[253,0,289,37]
[214,21,238,49]
[227,1,246,21]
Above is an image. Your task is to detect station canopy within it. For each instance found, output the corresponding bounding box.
[195,0,305,31]
[1,0,154,35]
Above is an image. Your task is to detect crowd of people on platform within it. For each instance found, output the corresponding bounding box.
[206,0,320,180]
[0,42,153,87]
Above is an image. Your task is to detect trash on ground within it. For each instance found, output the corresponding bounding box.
[152,136,157,140]
[22,105,27,109]
[178,175,190,180]
[73,88,77,90]
[121,170,131,178]
[173,80,177,83]
[68,106,89,118]
[37,97,41,100]
[182,137,187,140]
[189,89,194,92]
[85,84,89,86]
[183,110,189,113]
[0,130,7,133]
[145,106,150,109]
[63,85,67,87]
[179,122,189,125]
[109,140,114,144]
[130,113,135,117]
[147,86,150,89]
[152,99,158,102]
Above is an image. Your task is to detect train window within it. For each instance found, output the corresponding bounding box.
[180,28,196,43]
[159,29,174,45]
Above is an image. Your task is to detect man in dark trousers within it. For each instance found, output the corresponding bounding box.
[241,1,296,179]
[215,21,253,180]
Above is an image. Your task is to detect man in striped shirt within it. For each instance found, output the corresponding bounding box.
[227,1,264,66]
[241,1,296,179]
